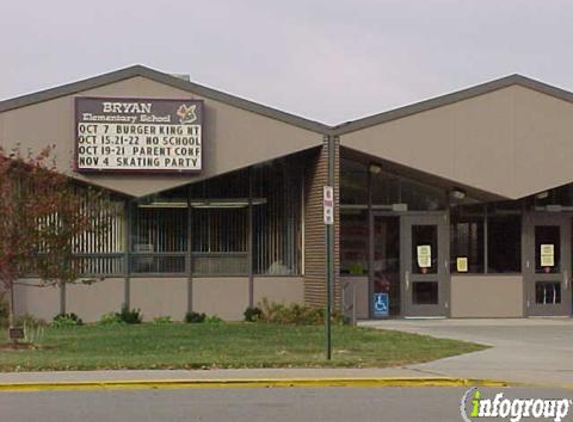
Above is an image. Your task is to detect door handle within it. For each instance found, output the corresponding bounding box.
[405,270,410,291]
[564,270,569,290]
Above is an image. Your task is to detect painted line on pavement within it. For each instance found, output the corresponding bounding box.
[0,377,514,392]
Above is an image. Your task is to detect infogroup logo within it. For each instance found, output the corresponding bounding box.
[460,388,572,422]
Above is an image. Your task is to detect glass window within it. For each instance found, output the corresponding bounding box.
[535,282,561,304]
[532,184,573,208]
[534,225,560,274]
[451,217,485,273]
[126,155,304,276]
[340,210,369,275]
[340,159,368,205]
[370,170,446,210]
[451,205,521,274]
[411,225,438,274]
[488,215,521,273]
[412,282,438,305]
[370,171,400,206]
[191,207,250,276]
[131,206,187,274]
[252,158,303,275]
[400,178,446,211]
[373,216,400,316]
[75,191,126,276]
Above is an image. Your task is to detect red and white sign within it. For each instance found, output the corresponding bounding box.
[323,186,334,225]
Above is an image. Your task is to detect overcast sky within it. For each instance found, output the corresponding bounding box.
[2,1,571,124]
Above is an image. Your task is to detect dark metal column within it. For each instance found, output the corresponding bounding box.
[248,168,254,308]
[59,283,66,315]
[367,167,374,318]
[124,200,131,308]
[187,185,194,313]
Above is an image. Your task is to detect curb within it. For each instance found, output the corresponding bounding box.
[0,377,513,392]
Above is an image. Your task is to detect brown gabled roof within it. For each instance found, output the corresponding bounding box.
[332,74,573,135]
[0,65,330,134]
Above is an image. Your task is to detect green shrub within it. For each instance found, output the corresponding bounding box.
[52,313,83,328]
[184,311,206,323]
[152,316,172,325]
[258,298,346,325]
[119,303,142,324]
[97,312,125,326]
[205,315,224,324]
[23,322,45,345]
[96,304,142,326]
[244,306,263,322]
[15,313,47,328]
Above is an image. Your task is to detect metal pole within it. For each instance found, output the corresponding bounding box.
[187,185,193,313]
[124,200,131,308]
[248,168,254,308]
[325,134,335,360]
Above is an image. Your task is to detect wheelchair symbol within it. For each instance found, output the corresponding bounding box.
[373,293,389,316]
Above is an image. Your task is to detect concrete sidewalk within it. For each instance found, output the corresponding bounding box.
[362,318,573,387]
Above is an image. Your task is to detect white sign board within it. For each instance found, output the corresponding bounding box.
[75,97,203,173]
[323,186,334,225]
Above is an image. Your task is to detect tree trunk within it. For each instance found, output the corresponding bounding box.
[8,282,15,328]
[7,281,17,344]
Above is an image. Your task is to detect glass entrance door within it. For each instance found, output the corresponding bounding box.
[523,213,571,316]
[401,214,449,317]
[371,216,401,317]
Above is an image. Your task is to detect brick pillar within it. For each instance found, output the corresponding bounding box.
[303,137,340,308]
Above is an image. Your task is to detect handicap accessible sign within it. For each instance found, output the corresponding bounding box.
[372,293,389,317]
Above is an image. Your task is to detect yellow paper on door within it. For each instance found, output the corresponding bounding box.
[456,257,468,272]
[540,244,555,267]
[417,245,431,268]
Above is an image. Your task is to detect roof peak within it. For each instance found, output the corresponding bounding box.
[0,66,571,135]
[333,73,573,134]
[0,64,330,134]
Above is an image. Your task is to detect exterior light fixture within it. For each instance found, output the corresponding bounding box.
[138,201,187,208]
[536,191,549,199]
[449,188,466,200]
[137,198,267,209]
[190,198,267,209]
[368,163,382,174]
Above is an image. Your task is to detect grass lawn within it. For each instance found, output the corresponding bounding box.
[0,323,487,371]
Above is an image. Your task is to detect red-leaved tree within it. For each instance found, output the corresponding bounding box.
[0,145,112,328]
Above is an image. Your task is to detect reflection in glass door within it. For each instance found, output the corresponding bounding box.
[523,214,571,316]
[401,214,449,317]
[372,216,400,317]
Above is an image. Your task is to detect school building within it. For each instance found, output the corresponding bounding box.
[2,65,573,321]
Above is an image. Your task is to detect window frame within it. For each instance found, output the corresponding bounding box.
[450,205,522,275]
